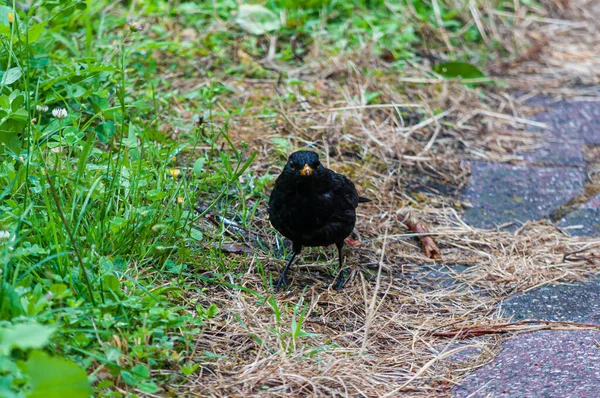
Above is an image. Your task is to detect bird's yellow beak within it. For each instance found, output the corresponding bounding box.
[300,164,313,177]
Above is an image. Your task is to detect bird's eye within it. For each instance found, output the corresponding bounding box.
[290,163,296,170]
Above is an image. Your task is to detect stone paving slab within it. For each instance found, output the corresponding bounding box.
[453,330,600,398]
[559,194,600,237]
[501,278,600,324]
[463,162,586,229]
[522,138,585,166]
[527,98,600,145]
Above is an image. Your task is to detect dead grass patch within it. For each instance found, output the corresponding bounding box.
[163,0,600,396]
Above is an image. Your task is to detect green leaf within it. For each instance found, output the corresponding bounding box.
[1,67,22,85]
[138,381,159,393]
[433,62,485,79]
[0,283,24,319]
[27,23,45,43]
[234,5,280,35]
[0,95,9,109]
[0,323,56,356]
[0,356,17,373]
[180,363,200,376]
[10,93,23,111]
[120,370,137,387]
[206,303,218,319]
[296,330,320,338]
[131,364,150,379]
[147,190,168,201]
[24,350,92,398]
[104,345,121,363]
[122,122,138,148]
[11,109,28,122]
[49,284,70,299]
[193,157,205,177]
[190,228,203,241]
[0,375,18,398]
[96,380,113,389]
[0,131,21,154]
[102,274,121,294]
[365,91,381,104]
[109,217,127,233]
[95,120,115,143]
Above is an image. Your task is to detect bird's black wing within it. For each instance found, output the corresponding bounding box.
[331,172,360,209]
[333,172,370,205]
[268,177,298,241]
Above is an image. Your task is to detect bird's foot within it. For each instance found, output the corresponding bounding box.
[274,274,289,292]
[331,265,361,291]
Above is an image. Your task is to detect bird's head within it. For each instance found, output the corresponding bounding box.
[285,150,323,179]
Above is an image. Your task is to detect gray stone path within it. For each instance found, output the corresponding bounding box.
[560,193,600,236]
[464,98,599,235]
[454,330,600,398]
[454,98,600,397]
[502,278,600,323]
[463,162,586,229]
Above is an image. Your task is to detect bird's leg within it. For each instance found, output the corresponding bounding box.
[332,242,348,291]
[332,242,362,291]
[275,246,301,291]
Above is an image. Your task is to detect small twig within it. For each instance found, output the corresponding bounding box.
[433,320,600,339]
[563,245,600,262]
[403,220,441,260]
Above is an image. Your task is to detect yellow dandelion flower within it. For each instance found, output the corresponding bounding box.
[8,13,13,24]
[169,168,181,178]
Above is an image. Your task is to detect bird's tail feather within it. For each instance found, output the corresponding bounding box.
[358,196,371,203]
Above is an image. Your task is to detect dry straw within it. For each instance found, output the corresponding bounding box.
[163,0,600,395]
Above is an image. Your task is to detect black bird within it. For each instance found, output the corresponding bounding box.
[268,150,370,290]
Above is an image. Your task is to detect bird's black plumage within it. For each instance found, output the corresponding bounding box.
[268,151,369,290]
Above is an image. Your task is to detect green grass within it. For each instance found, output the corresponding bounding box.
[0,0,531,395]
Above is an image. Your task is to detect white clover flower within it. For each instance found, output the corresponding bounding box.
[52,108,68,119]
[36,104,48,112]
[0,231,10,240]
